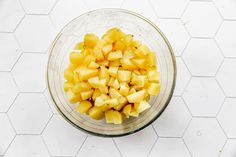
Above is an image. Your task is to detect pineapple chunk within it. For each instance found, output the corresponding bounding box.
[126,89,146,103]
[64,82,74,91]
[80,90,93,100]
[120,58,138,70]
[119,83,129,96]
[64,68,74,82]
[92,89,101,101]
[114,96,127,110]
[129,108,139,117]
[113,40,126,51]
[146,52,156,67]
[108,66,118,77]
[103,28,125,42]
[97,60,109,66]
[84,33,99,48]
[107,50,123,61]
[105,110,122,124]
[104,98,119,107]
[129,87,136,94]
[69,52,83,66]
[76,101,92,114]
[147,70,160,83]
[108,77,115,87]
[83,55,96,65]
[122,104,132,118]
[111,79,119,90]
[73,82,92,93]
[131,75,148,88]
[75,66,98,81]
[109,60,121,67]
[147,83,160,95]
[88,61,99,69]
[88,76,106,88]
[88,106,104,120]
[94,96,105,107]
[123,50,135,59]
[109,88,122,98]
[99,66,109,79]
[74,42,84,50]
[134,45,151,56]
[132,58,146,68]
[99,86,108,94]
[102,44,112,55]
[134,100,151,113]
[93,47,104,61]
[66,90,81,103]
[117,70,131,82]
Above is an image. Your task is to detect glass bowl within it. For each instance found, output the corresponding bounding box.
[47,8,176,137]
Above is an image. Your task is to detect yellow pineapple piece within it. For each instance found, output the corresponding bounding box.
[64,68,74,82]
[93,47,104,61]
[134,100,151,113]
[120,58,138,70]
[107,50,123,61]
[69,52,84,66]
[97,60,109,66]
[74,42,84,50]
[73,82,92,93]
[117,70,131,82]
[64,82,74,92]
[122,104,132,118]
[75,66,98,81]
[134,45,151,56]
[88,61,99,69]
[123,50,135,59]
[92,89,101,101]
[109,88,122,98]
[104,98,119,107]
[88,106,104,120]
[108,77,115,87]
[66,89,81,103]
[80,90,93,100]
[76,101,92,114]
[147,70,160,83]
[129,87,136,94]
[109,60,121,67]
[94,96,105,107]
[132,58,146,68]
[147,83,160,95]
[131,75,148,88]
[84,33,99,48]
[99,66,109,80]
[113,40,126,51]
[119,83,129,96]
[83,55,96,66]
[114,96,127,110]
[102,44,113,55]
[126,89,146,103]
[129,107,139,117]
[111,79,119,90]
[88,76,106,88]
[99,86,108,94]
[105,110,122,124]
[108,66,118,77]
[146,52,156,67]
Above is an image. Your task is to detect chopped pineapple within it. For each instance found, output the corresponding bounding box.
[117,70,131,82]
[66,89,81,103]
[88,76,106,88]
[92,89,101,101]
[109,60,121,67]
[80,90,93,100]
[64,82,74,92]
[122,104,132,118]
[134,100,151,113]
[75,66,98,81]
[102,44,112,55]
[126,89,146,103]
[107,50,123,61]
[111,79,119,90]
[109,88,122,98]
[147,70,160,83]
[76,101,92,114]
[70,52,83,66]
[105,110,122,124]
[119,83,129,96]
[73,82,92,93]
[88,61,99,69]
[84,33,99,48]
[88,106,104,120]
[64,68,74,82]
[108,66,118,77]
[147,83,160,95]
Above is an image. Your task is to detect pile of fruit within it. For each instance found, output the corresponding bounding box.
[64,28,160,124]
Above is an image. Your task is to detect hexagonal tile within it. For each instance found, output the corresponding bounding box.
[215,21,236,57]
[0,73,18,112]
[114,126,157,157]
[218,98,236,138]
[174,57,191,96]
[8,93,52,134]
[216,59,236,97]
[12,53,47,92]
[183,118,226,157]
[42,115,87,156]
[183,77,224,117]
[121,0,158,22]
[149,138,191,157]
[213,0,236,20]
[220,139,236,157]
[77,137,121,157]
[181,1,222,37]
[0,0,25,32]
[43,90,58,114]
[85,0,123,10]
[50,0,87,31]
[15,15,56,53]
[0,114,15,155]
[19,0,57,14]
[5,135,50,157]
[183,39,223,76]
[156,19,190,56]
[0,33,22,71]
[150,0,189,18]
[153,97,191,137]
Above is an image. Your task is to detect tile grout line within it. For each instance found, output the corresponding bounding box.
[112,138,123,157]
[146,136,158,157]
[74,134,88,157]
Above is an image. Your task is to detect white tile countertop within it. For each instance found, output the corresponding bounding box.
[0,0,236,157]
